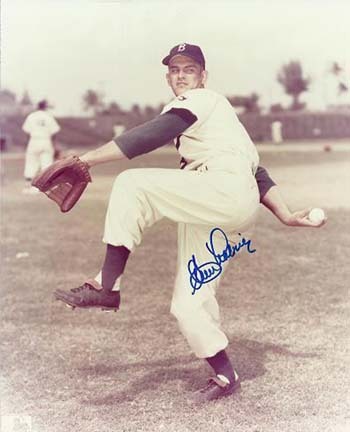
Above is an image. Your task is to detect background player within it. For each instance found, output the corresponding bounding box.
[22,100,60,194]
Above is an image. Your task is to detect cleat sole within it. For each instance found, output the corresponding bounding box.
[101,307,119,312]
[54,294,119,312]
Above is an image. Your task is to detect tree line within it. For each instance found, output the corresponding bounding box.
[83,60,348,116]
[3,60,347,117]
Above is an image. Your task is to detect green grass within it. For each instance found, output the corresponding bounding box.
[1,150,350,432]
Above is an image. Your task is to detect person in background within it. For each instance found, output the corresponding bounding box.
[22,100,60,194]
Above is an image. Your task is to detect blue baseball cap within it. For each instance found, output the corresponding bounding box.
[162,43,206,69]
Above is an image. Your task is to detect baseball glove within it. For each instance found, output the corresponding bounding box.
[32,155,92,212]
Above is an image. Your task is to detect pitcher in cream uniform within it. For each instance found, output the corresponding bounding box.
[54,43,264,403]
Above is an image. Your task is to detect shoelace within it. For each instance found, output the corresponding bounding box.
[71,283,93,293]
[200,379,218,393]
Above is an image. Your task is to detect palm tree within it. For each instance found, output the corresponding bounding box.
[82,89,105,116]
[277,61,311,110]
[338,82,348,95]
[131,104,141,117]
[20,90,33,107]
[108,102,123,115]
[227,93,261,114]
[331,62,343,76]
[330,62,348,97]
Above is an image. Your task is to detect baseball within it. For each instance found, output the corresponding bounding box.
[308,208,325,224]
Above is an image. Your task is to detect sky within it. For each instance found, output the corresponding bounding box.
[2,0,350,116]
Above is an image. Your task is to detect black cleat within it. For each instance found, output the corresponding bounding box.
[54,280,120,311]
[191,371,241,404]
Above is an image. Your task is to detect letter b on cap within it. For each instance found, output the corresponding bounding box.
[178,44,186,52]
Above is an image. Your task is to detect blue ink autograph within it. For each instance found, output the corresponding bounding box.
[187,227,256,295]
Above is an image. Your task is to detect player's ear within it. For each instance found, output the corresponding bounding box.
[200,70,208,86]
[166,72,171,87]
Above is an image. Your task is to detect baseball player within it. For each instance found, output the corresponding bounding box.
[49,43,325,403]
[22,100,60,194]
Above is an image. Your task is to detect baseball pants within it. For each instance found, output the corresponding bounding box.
[103,167,259,358]
[24,140,54,179]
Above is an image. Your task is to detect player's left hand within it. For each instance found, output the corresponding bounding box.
[32,155,92,212]
[284,208,327,228]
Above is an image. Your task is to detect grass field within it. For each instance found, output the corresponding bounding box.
[1,146,350,432]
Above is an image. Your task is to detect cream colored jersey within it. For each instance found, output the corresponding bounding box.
[22,110,60,140]
[161,88,259,174]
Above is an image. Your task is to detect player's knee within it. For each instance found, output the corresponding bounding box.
[115,169,135,184]
[113,169,140,193]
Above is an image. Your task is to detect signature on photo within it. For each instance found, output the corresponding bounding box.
[187,227,256,295]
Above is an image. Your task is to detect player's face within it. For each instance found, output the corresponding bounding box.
[166,55,207,96]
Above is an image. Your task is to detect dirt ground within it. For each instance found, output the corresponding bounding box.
[1,146,349,432]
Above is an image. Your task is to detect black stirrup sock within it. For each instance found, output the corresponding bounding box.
[205,349,235,383]
[101,244,130,291]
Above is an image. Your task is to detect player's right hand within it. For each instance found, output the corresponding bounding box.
[284,208,327,228]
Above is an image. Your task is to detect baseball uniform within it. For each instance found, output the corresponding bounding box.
[104,87,260,357]
[51,42,282,402]
[22,109,60,179]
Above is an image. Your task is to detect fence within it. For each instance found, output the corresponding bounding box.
[1,110,350,151]
[240,111,350,142]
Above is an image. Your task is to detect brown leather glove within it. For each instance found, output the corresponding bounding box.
[32,155,91,212]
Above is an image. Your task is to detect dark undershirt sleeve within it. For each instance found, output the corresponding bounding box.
[255,165,277,201]
[114,108,197,159]
[115,111,276,202]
